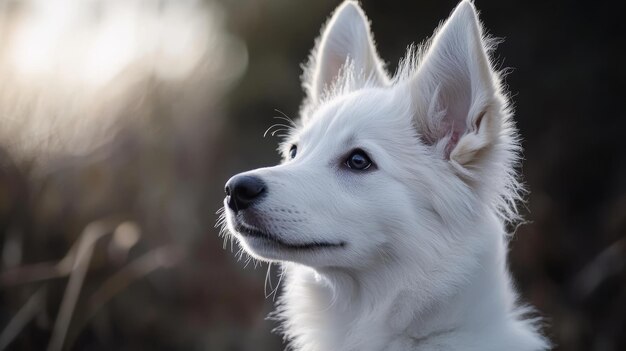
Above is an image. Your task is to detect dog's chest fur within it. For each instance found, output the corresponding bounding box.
[277,222,546,351]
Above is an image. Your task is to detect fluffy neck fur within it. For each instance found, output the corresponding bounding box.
[276,209,547,351]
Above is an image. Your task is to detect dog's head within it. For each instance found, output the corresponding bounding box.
[222,1,520,270]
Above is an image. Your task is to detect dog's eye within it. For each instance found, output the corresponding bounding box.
[345,149,372,171]
[289,145,297,159]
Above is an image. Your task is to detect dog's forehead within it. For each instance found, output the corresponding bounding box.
[299,88,405,145]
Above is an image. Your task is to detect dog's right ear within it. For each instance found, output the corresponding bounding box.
[303,1,388,110]
[408,1,508,172]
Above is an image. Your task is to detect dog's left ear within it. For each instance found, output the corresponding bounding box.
[304,1,389,107]
[410,1,507,169]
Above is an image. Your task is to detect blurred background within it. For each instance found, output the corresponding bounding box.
[0,0,623,350]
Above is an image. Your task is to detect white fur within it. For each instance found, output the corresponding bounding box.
[221,1,549,350]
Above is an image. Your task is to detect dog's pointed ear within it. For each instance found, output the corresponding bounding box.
[304,1,388,105]
[411,1,506,168]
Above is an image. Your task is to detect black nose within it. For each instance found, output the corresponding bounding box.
[224,175,266,212]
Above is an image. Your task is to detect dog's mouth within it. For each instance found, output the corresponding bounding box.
[234,222,345,250]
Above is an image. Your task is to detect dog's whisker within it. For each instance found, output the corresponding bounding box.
[264,123,293,138]
[272,116,296,126]
[264,262,273,298]
[271,128,290,137]
[274,109,297,127]
[270,265,286,301]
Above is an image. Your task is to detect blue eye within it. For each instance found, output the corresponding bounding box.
[345,149,372,170]
[289,145,297,159]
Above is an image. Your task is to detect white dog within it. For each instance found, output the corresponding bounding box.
[221,1,549,350]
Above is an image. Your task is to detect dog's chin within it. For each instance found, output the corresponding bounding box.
[228,217,346,264]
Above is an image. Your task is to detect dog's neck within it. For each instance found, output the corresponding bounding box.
[277,216,546,351]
